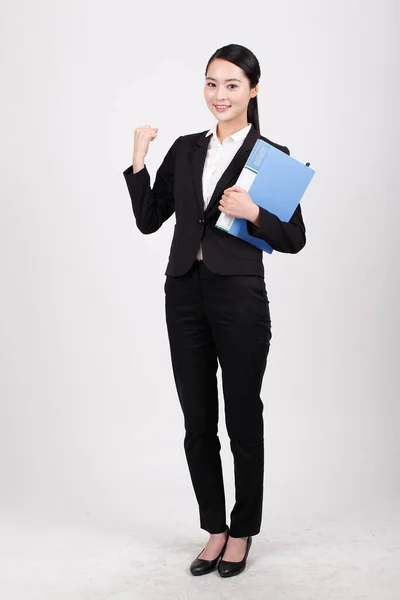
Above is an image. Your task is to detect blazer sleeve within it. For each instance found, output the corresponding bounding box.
[122,136,181,234]
[245,146,307,254]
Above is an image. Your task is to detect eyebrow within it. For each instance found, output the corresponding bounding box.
[205,77,242,83]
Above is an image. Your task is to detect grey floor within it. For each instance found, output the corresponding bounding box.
[1,505,399,600]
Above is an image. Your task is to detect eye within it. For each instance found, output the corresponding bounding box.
[206,83,238,89]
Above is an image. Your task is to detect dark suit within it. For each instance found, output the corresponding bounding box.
[122,124,306,277]
[123,124,306,537]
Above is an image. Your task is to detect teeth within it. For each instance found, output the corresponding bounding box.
[216,105,230,108]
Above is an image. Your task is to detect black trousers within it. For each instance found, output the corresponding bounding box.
[164,259,272,538]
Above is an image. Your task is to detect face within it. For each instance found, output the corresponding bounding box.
[204,58,258,125]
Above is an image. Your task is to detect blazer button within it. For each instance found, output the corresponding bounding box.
[198,218,204,224]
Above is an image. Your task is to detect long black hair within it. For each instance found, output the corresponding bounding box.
[205,44,261,133]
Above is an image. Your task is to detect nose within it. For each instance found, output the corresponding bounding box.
[214,85,228,101]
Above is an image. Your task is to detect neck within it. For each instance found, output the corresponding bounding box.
[216,119,250,143]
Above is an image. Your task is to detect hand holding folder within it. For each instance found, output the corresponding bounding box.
[215,139,315,253]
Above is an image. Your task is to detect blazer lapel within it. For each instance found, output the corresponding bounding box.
[189,123,260,215]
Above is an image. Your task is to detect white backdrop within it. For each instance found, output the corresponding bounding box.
[1,0,399,597]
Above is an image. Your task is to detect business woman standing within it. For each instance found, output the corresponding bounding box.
[123,44,306,578]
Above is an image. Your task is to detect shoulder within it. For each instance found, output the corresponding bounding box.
[164,130,209,157]
[164,130,208,152]
[259,133,290,156]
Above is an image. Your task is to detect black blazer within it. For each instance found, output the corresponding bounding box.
[122,124,306,277]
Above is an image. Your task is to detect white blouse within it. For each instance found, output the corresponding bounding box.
[196,122,252,261]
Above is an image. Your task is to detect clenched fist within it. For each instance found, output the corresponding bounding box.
[133,125,159,159]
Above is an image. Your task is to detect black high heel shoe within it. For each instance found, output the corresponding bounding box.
[189,525,230,576]
[217,535,252,578]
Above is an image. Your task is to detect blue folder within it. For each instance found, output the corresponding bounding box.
[215,139,315,253]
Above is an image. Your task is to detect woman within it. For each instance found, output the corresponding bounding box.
[123,44,306,578]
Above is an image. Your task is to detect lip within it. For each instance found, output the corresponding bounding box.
[214,104,231,111]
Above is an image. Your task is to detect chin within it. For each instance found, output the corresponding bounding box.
[212,110,235,119]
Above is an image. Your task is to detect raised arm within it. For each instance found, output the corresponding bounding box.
[123,132,181,234]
